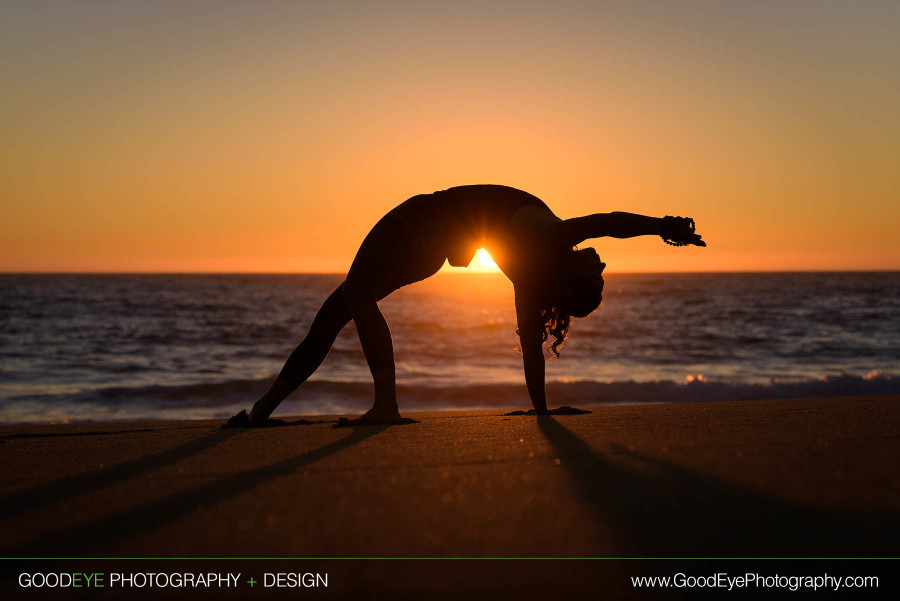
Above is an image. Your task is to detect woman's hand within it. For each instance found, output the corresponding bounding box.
[661,216,706,247]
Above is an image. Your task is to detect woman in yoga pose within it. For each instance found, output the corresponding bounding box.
[227,184,704,426]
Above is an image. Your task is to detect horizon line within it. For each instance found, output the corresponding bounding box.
[1,269,898,276]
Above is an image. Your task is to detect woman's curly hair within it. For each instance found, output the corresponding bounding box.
[539,304,572,359]
[515,304,571,359]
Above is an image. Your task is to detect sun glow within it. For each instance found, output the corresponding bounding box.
[476,248,499,270]
[3,3,898,273]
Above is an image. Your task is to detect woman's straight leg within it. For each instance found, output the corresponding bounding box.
[249,283,352,424]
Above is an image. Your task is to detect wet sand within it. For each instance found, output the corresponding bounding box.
[2,395,898,560]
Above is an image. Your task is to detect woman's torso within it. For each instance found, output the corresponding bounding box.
[424,185,557,270]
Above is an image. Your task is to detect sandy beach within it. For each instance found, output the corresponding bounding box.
[3,395,898,556]
[2,396,898,597]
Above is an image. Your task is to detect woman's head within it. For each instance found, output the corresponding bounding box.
[556,247,605,317]
[520,247,605,359]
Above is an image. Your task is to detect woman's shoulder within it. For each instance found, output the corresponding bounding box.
[508,203,565,247]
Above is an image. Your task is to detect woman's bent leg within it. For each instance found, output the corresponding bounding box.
[331,198,446,422]
[341,283,401,421]
[249,283,351,424]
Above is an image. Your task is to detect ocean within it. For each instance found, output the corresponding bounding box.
[1,272,898,423]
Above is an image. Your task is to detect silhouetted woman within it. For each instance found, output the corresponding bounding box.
[227,184,704,426]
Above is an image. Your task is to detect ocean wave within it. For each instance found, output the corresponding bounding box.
[546,371,900,404]
[2,371,897,424]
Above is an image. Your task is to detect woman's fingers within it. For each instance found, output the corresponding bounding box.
[679,220,705,247]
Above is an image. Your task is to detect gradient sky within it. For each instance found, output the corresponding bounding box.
[2,0,898,273]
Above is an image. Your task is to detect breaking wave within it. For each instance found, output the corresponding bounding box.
[2,371,897,424]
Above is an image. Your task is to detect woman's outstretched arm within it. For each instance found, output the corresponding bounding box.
[558,212,705,248]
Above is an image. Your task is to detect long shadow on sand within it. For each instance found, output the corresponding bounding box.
[0,429,154,440]
[537,416,898,557]
[0,428,243,520]
[7,426,386,556]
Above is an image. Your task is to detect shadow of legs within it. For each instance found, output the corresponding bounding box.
[0,428,242,519]
[8,426,387,556]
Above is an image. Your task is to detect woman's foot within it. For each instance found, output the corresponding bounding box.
[503,406,592,416]
[221,409,289,428]
[222,410,250,428]
[333,406,416,427]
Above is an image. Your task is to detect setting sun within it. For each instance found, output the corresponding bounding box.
[475,248,499,271]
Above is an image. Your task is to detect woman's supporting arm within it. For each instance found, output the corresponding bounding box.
[522,342,548,413]
[515,289,549,414]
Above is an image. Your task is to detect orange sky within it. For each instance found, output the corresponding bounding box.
[2,1,898,273]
